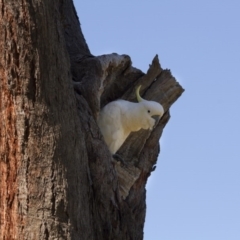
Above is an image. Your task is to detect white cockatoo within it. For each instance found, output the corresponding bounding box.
[97,86,164,154]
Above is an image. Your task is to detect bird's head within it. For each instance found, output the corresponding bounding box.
[136,85,164,118]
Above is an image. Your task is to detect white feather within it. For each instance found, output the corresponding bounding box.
[97,96,164,154]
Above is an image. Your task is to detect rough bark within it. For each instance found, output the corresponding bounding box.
[0,0,184,240]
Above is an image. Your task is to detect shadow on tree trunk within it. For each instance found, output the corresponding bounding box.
[0,0,184,239]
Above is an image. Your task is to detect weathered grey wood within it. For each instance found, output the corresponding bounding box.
[0,0,184,239]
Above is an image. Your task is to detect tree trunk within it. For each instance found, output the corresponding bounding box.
[0,1,184,239]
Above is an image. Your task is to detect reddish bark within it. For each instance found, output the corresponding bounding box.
[0,1,184,239]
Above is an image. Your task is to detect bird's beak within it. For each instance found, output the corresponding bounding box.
[152,115,162,126]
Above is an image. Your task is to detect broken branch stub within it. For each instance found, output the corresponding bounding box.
[81,53,184,199]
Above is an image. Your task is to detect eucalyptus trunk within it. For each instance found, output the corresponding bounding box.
[0,1,184,239]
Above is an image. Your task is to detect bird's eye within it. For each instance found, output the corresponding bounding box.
[148,110,150,113]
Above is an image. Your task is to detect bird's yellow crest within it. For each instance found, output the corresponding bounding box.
[136,85,143,102]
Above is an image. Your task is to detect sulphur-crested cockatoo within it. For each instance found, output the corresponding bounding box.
[97,86,164,154]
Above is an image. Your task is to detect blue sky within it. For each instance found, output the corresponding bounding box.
[74,1,240,239]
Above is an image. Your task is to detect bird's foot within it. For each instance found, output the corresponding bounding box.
[112,154,127,166]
